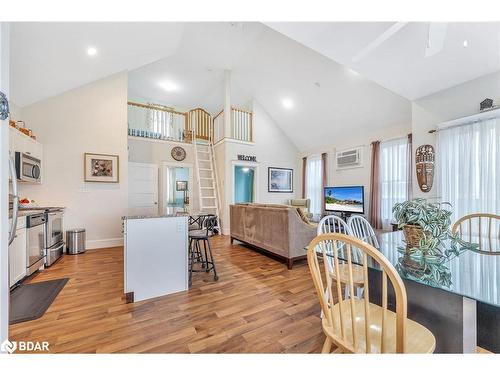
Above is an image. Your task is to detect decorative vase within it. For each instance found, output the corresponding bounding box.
[402,224,427,250]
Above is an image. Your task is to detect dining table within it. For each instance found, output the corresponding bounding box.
[346,231,500,353]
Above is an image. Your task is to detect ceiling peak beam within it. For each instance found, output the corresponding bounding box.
[352,22,408,63]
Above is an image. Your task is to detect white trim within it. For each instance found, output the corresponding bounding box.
[231,160,260,205]
[159,161,194,214]
[127,135,194,148]
[438,108,500,130]
[86,237,124,250]
[213,137,255,149]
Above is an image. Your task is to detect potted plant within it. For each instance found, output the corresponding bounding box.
[393,198,478,287]
[392,198,476,256]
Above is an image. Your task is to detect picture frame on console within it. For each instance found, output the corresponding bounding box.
[268,167,293,193]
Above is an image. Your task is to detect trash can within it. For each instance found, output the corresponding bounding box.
[66,228,86,254]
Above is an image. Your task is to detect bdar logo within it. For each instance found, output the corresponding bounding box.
[1,339,17,354]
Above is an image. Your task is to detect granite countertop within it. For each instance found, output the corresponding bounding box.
[122,213,189,220]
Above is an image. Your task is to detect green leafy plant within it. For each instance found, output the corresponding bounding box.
[392,198,478,287]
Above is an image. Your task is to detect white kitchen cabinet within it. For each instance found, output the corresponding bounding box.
[9,217,27,287]
[9,126,43,160]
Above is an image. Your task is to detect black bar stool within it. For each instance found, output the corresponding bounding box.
[188,215,219,284]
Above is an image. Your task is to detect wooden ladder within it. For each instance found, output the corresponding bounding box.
[192,115,222,233]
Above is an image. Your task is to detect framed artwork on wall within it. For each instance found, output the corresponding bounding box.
[268,167,293,193]
[84,153,119,183]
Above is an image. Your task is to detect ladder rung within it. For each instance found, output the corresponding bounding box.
[201,187,214,189]
[198,159,210,162]
[202,206,217,209]
[200,177,213,180]
[198,150,209,153]
[202,196,216,199]
[199,168,212,171]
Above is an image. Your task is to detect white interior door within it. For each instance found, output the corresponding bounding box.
[128,162,159,216]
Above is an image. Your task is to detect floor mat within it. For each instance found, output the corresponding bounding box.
[9,278,69,324]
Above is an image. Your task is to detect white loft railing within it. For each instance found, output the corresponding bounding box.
[128,101,187,142]
[213,107,253,144]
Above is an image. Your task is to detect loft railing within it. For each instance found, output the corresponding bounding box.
[213,107,253,144]
[127,102,252,144]
[128,101,188,142]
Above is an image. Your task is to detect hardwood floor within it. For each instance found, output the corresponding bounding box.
[9,235,326,353]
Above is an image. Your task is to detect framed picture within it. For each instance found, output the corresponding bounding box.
[84,153,119,183]
[268,167,293,193]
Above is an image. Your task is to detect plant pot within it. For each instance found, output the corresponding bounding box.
[402,224,427,250]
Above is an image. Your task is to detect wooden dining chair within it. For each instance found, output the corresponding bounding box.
[347,215,380,249]
[307,233,436,353]
[452,213,500,254]
[317,215,362,300]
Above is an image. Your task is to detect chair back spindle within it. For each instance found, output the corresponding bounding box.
[308,233,410,353]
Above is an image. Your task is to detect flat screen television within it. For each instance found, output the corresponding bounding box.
[324,186,365,214]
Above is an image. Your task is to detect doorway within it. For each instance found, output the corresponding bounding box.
[160,163,193,215]
[234,166,255,203]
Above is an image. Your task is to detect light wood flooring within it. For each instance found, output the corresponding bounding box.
[9,235,326,353]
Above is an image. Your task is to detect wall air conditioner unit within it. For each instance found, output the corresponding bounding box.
[335,147,363,170]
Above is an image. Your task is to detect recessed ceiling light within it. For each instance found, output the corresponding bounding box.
[463,40,469,48]
[159,81,179,92]
[282,98,294,109]
[87,47,98,56]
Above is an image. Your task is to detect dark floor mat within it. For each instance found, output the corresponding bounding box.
[9,278,69,324]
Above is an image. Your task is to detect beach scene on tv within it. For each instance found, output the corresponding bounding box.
[324,186,364,213]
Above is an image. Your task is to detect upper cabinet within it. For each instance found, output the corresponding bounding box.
[9,126,43,160]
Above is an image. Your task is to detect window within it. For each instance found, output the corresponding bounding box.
[306,154,322,220]
[437,116,500,221]
[380,137,410,229]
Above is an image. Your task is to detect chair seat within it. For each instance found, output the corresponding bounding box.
[189,229,209,239]
[322,299,435,353]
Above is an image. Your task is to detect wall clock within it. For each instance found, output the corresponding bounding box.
[171,146,187,161]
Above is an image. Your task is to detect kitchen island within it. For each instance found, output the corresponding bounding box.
[122,214,189,303]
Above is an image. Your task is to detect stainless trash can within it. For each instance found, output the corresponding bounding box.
[67,228,86,254]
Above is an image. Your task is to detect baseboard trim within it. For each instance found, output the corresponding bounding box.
[86,237,123,250]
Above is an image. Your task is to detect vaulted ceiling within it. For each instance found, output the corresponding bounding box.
[11,22,499,151]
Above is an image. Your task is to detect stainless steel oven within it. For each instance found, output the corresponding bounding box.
[45,208,64,266]
[26,213,46,275]
[15,151,42,183]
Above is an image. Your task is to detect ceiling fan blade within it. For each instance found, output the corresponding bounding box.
[425,22,448,58]
[352,22,408,63]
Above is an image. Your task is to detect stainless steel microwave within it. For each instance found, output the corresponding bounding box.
[15,152,42,183]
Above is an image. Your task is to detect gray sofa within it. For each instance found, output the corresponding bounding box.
[229,203,317,269]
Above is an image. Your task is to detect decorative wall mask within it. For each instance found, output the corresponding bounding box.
[415,145,435,193]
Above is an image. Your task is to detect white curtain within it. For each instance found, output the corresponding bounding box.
[380,137,409,229]
[437,117,500,304]
[306,154,322,220]
[437,117,500,222]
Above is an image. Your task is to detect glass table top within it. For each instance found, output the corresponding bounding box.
[364,231,500,307]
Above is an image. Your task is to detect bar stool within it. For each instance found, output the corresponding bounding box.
[188,215,219,284]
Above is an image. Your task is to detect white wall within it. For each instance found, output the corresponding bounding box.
[18,73,128,249]
[218,100,301,233]
[299,123,411,219]
[127,137,199,212]
[412,71,500,198]
[0,21,10,346]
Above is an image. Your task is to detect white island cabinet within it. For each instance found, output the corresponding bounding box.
[123,215,188,303]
